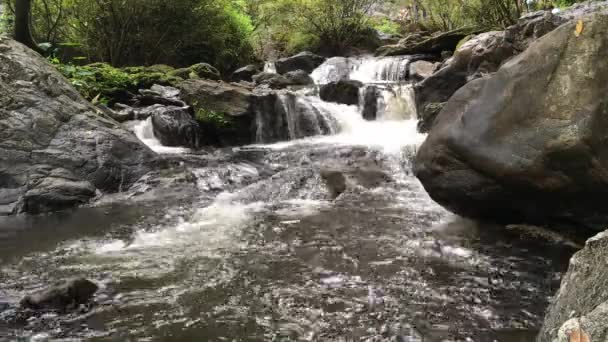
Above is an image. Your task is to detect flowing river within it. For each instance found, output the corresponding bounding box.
[0,57,576,341]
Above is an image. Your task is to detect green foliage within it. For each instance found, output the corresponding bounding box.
[50,59,182,103]
[24,0,254,74]
[371,17,402,36]
[195,108,233,128]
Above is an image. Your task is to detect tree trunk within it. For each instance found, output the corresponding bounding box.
[14,0,41,52]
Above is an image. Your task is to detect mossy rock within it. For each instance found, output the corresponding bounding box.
[146,64,175,74]
[188,63,221,80]
[169,68,192,80]
[455,35,475,51]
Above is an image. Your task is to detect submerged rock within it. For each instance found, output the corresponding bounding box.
[151,106,203,149]
[539,230,608,341]
[275,51,326,74]
[321,164,392,199]
[415,14,608,230]
[0,36,156,215]
[20,278,98,312]
[319,80,363,106]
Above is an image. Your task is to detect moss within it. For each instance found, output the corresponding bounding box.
[51,60,181,104]
[195,107,233,128]
[169,68,192,79]
[188,63,221,80]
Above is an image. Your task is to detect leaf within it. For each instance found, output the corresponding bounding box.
[569,328,590,342]
[575,20,584,37]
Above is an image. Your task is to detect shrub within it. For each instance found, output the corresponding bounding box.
[195,108,233,128]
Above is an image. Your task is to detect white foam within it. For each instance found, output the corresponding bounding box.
[132,117,190,154]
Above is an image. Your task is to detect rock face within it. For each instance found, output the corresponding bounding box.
[151,106,203,148]
[20,278,98,312]
[231,64,260,82]
[0,37,156,215]
[319,80,363,106]
[414,14,608,230]
[415,31,516,132]
[275,51,326,75]
[539,230,608,341]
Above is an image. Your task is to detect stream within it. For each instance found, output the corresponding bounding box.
[0,56,576,341]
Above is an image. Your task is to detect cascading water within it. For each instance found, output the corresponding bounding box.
[0,55,572,341]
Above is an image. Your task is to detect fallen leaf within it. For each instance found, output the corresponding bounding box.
[575,20,584,37]
[569,328,590,342]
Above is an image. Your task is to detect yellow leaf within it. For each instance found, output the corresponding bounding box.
[575,20,584,37]
[569,328,590,342]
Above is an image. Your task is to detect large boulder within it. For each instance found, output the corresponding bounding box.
[319,80,363,106]
[151,106,203,149]
[375,27,477,57]
[414,14,608,230]
[415,30,516,132]
[539,230,608,341]
[178,79,253,117]
[252,70,312,89]
[0,37,156,215]
[231,64,261,82]
[275,51,326,75]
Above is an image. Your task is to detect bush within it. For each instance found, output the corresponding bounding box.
[371,18,402,36]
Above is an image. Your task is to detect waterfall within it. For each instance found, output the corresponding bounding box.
[255,93,339,144]
[254,55,421,148]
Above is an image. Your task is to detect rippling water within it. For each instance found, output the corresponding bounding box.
[0,57,578,341]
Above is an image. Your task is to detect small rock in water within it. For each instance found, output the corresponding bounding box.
[20,278,98,312]
[30,333,51,342]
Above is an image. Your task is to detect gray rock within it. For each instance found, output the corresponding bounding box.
[0,36,156,215]
[178,79,253,117]
[253,72,293,89]
[415,31,515,132]
[20,278,98,312]
[321,165,392,199]
[231,64,261,82]
[284,70,314,86]
[414,14,608,230]
[409,60,439,81]
[539,230,608,341]
[151,106,203,149]
[376,27,477,57]
[275,51,326,75]
[319,80,363,106]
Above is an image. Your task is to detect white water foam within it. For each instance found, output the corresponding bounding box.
[131,117,190,154]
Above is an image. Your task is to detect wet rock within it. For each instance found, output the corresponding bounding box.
[409,60,438,82]
[319,80,363,106]
[23,176,96,214]
[376,27,477,57]
[415,30,515,132]
[284,70,314,86]
[362,86,379,121]
[275,51,326,75]
[231,64,261,82]
[253,72,292,89]
[539,230,608,341]
[178,79,253,117]
[0,36,156,215]
[20,278,98,312]
[321,165,392,199]
[151,106,203,149]
[146,84,181,99]
[415,14,608,230]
